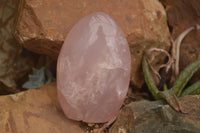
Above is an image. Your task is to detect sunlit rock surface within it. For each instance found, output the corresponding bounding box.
[57,12,131,123]
[0,83,85,133]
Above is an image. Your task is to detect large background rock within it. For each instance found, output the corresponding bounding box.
[0,83,85,133]
[0,0,35,94]
[110,95,200,133]
[160,0,200,83]
[15,0,171,88]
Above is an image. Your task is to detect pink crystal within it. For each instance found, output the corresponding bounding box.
[57,12,131,123]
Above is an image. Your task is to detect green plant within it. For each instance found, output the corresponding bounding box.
[142,25,200,112]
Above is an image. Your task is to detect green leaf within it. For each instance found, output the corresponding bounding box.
[158,89,179,111]
[142,58,161,100]
[181,80,200,96]
[172,59,200,97]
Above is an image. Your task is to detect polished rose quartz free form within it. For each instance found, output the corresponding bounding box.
[57,12,131,123]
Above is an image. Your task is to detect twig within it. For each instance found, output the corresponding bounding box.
[173,25,198,77]
[145,48,173,80]
[170,88,187,114]
[97,112,119,133]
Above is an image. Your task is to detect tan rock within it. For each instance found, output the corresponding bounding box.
[15,0,170,88]
[0,83,84,133]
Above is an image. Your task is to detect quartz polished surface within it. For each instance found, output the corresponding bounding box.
[57,12,131,123]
